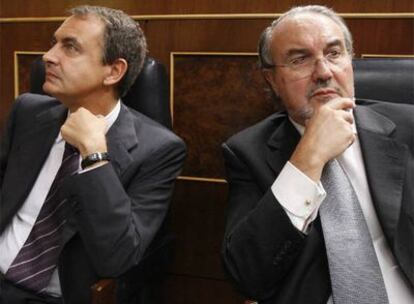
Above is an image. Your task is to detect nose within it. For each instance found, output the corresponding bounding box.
[311,57,333,82]
[43,44,58,66]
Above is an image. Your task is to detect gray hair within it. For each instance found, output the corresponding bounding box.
[69,5,147,97]
[258,5,353,69]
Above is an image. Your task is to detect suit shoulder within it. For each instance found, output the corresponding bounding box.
[358,99,414,122]
[225,112,287,150]
[126,106,186,151]
[9,93,61,126]
[15,93,59,109]
[13,93,60,116]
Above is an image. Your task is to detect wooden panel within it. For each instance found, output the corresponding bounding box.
[163,274,244,304]
[0,22,59,129]
[145,18,414,68]
[347,18,414,55]
[1,0,413,17]
[172,54,276,179]
[169,179,229,279]
[15,53,44,96]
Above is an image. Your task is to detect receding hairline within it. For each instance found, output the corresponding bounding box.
[270,11,347,47]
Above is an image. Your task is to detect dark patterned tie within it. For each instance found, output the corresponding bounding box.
[320,159,388,304]
[5,143,79,293]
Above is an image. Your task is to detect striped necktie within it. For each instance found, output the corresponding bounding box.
[5,143,79,293]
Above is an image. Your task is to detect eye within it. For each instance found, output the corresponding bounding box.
[327,48,342,59]
[290,56,307,66]
[63,42,79,54]
[50,38,57,47]
[65,43,76,50]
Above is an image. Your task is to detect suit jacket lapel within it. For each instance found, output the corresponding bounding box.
[3,104,67,227]
[266,115,301,184]
[105,104,139,177]
[355,105,407,244]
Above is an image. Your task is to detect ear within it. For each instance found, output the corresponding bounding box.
[262,69,278,96]
[103,58,128,86]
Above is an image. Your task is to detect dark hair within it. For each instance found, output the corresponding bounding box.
[69,5,147,97]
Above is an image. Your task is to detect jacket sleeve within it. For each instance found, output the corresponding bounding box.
[0,100,20,192]
[222,142,306,301]
[62,136,186,277]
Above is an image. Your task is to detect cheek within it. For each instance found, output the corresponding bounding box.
[279,77,308,101]
[338,65,355,97]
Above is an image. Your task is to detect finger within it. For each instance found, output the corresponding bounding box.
[348,133,356,147]
[326,97,355,111]
[338,110,354,125]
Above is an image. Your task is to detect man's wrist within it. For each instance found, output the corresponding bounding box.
[81,152,110,169]
[78,135,107,158]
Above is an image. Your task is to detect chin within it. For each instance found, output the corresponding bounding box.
[288,106,313,125]
[42,82,54,94]
[299,108,314,120]
[43,82,64,98]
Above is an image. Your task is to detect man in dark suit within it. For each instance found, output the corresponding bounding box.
[222,5,413,304]
[0,5,185,304]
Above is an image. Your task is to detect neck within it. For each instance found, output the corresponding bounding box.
[58,90,119,116]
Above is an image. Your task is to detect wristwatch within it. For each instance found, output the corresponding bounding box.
[81,152,110,169]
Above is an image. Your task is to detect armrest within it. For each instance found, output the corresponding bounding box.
[91,279,116,304]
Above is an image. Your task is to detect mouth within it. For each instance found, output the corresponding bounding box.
[45,70,59,80]
[309,88,341,101]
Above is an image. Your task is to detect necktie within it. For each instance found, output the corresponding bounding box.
[5,143,79,293]
[319,159,389,304]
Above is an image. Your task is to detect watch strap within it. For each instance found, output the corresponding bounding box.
[81,152,110,169]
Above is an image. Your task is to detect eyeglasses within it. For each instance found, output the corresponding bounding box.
[267,48,351,80]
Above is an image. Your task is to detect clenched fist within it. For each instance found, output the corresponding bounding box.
[290,97,355,181]
[61,107,108,158]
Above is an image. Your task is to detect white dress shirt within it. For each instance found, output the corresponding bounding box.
[271,115,414,304]
[0,101,121,296]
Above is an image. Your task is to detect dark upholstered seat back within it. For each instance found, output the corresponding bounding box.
[30,56,172,129]
[123,57,171,129]
[353,58,414,105]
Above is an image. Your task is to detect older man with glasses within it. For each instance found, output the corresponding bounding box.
[221,5,414,304]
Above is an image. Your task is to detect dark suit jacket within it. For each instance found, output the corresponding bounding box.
[0,93,186,303]
[222,99,414,304]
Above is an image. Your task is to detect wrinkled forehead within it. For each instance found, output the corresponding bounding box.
[55,14,105,45]
[270,13,346,56]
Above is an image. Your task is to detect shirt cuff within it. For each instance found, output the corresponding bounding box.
[77,161,108,174]
[271,161,326,232]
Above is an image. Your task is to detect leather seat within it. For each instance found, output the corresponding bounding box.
[353,58,414,105]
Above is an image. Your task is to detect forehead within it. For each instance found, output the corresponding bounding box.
[55,14,105,45]
[270,13,345,55]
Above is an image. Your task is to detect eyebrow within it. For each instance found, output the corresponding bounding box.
[284,38,345,59]
[325,39,344,49]
[285,48,310,59]
[53,34,82,48]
